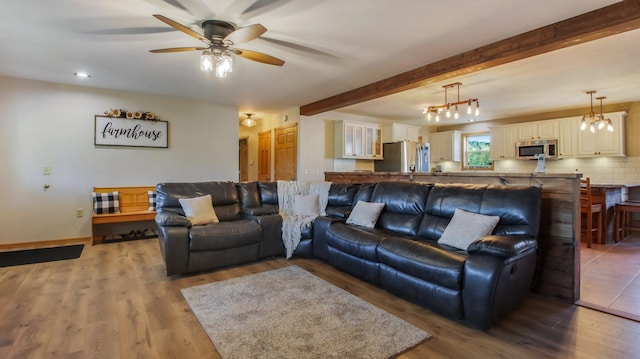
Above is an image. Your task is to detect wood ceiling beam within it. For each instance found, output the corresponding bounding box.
[300,0,640,116]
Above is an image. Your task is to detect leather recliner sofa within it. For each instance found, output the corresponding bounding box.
[155,181,283,276]
[318,182,541,330]
[155,180,541,330]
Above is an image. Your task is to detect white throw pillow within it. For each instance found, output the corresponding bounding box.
[346,201,385,228]
[438,208,500,250]
[178,194,219,225]
[292,194,320,216]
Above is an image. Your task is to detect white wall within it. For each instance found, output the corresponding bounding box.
[0,76,238,244]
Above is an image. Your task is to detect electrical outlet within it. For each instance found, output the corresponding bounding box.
[43,166,52,175]
[76,208,83,218]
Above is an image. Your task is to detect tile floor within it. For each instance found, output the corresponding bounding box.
[580,231,640,321]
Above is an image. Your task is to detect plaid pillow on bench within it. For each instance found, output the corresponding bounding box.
[93,191,120,214]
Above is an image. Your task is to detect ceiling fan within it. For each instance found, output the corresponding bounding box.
[150,14,284,77]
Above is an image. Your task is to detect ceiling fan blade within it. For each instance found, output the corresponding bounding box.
[236,49,284,66]
[161,0,213,18]
[152,14,210,44]
[224,24,267,44]
[149,47,207,53]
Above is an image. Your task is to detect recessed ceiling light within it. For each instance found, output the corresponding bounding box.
[74,72,91,78]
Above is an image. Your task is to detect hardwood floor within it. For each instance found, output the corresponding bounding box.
[580,232,640,321]
[1,238,640,359]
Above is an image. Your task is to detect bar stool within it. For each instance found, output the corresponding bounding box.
[580,178,602,248]
[615,202,640,242]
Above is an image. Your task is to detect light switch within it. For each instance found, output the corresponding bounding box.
[43,166,52,175]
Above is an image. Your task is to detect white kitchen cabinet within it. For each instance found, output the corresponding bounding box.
[517,120,558,141]
[577,112,626,157]
[490,125,516,160]
[334,120,383,159]
[429,130,461,162]
[383,123,420,143]
[365,124,383,158]
[558,117,579,157]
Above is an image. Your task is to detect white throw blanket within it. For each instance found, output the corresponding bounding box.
[277,180,331,258]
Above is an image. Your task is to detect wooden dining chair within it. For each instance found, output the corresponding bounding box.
[580,177,603,248]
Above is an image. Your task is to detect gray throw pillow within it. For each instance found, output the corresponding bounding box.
[346,201,385,228]
[292,194,320,216]
[438,208,500,250]
[178,194,219,225]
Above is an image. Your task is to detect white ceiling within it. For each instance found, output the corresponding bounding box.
[1,0,635,124]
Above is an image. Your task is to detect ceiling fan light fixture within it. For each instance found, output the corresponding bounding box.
[200,50,213,72]
[214,51,233,78]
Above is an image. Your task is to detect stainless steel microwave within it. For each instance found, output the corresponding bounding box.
[516,139,558,160]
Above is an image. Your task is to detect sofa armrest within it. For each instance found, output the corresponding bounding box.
[254,214,283,257]
[157,225,190,276]
[462,248,538,330]
[155,211,191,227]
[467,235,537,258]
[312,216,346,260]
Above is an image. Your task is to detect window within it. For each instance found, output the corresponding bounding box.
[463,133,493,170]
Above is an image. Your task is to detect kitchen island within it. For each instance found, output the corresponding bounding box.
[325,171,582,302]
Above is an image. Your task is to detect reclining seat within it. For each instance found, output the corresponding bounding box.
[378,183,541,329]
[326,182,430,285]
[156,181,263,275]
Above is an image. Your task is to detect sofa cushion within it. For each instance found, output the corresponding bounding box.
[328,183,360,207]
[438,208,500,250]
[189,219,261,251]
[378,237,466,291]
[155,181,242,220]
[237,182,261,209]
[370,182,430,236]
[326,223,384,261]
[179,195,219,225]
[346,201,385,228]
[418,183,542,241]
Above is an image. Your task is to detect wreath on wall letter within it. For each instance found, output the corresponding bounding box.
[104,109,160,121]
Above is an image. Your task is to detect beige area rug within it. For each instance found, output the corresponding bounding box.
[181,265,430,359]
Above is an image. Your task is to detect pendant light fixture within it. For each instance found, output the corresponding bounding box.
[242,113,257,127]
[580,91,613,133]
[423,82,479,122]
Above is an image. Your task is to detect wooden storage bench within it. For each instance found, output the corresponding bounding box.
[91,186,157,245]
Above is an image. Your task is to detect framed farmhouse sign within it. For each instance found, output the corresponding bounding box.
[94,115,168,148]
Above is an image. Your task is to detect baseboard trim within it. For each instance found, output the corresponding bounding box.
[576,300,640,323]
[0,237,91,251]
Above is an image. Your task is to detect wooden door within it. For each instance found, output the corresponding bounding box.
[258,130,271,181]
[274,123,297,181]
[239,137,248,182]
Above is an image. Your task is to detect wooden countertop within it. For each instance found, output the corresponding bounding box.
[591,183,640,188]
[325,171,582,179]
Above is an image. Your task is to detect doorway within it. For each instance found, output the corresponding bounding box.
[258,130,271,181]
[274,123,297,181]
[239,137,248,182]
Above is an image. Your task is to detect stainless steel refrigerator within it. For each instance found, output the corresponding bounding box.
[374,141,430,172]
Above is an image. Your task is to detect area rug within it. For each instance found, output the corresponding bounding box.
[181,265,430,359]
[0,244,84,267]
